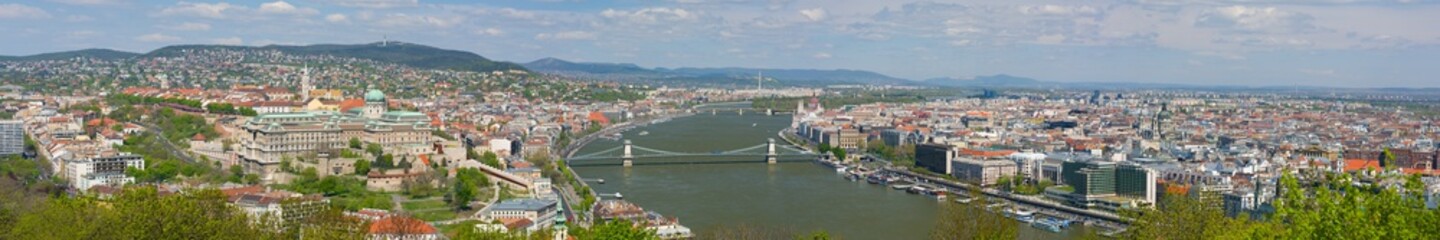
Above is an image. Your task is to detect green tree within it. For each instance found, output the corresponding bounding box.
[366,143,384,157]
[376,154,395,169]
[448,179,476,210]
[228,165,245,183]
[4,187,284,240]
[354,160,371,175]
[830,148,847,161]
[349,137,362,150]
[480,151,502,169]
[932,188,1018,240]
[244,174,261,184]
[571,220,659,240]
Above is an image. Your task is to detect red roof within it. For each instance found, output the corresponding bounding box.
[500,218,533,231]
[1343,158,1381,172]
[959,148,1016,158]
[338,99,365,112]
[588,111,610,125]
[368,216,437,235]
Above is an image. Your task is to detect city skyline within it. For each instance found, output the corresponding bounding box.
[2,0,1439,87]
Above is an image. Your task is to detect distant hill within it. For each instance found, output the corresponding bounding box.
[524,58,653,75]
[663,67,914,85]
[143,42,527,73]
[922,75,1223,89]
[525,57,913,86]
[921,75,1051,88]
[0,49,140,61]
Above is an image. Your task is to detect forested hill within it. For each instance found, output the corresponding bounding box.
[142,42,527,73]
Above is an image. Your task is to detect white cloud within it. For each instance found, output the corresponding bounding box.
[0,4,51,19]
[157,2,239,19]
[474,28,505,36]
[135,33,181,43]
[1299,68,1337,77]
[47,0,124,6]
[1035,34,1068,44]
[66,15,93,22]
[259,1,318,15]
[211,37,244,45]
[535,31,597,40]
[62,30,102,40]
[321,0,416,9]
[371,13,464,28]
[167,22,211,31]
[1196,6,1316,33]
[1019,5,1099,16]
[812,52,832,59]
[601,7,697,24]
[325,13,349,23]
[799,8,827,22]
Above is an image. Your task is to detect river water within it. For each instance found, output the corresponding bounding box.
[571,104,1086,239]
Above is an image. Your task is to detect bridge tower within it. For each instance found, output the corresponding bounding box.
[622,140,634,167]
[738,109,744,115]
[766,138,778,164]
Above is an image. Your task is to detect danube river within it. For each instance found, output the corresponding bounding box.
[571,104,1087,239]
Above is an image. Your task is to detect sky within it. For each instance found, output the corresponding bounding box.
[2,0,1438,88]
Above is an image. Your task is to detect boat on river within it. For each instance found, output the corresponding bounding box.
[1003,207,1036,223]
[1029,216,1073,233]
[953,196,975,204]
[638,131,650,136]
[866,174,892,185]
[906,185,929,194]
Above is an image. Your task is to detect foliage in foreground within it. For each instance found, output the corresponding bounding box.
[3,187,287,240]
[1124,172,1440,240]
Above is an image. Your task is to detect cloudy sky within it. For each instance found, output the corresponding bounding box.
[2,0,1438,87]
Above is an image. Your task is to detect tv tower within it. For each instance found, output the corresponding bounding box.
[756,71,763,91]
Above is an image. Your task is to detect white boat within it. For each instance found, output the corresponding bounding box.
[834,166,848,173]
[1004,208,1036,223]
[751,123,757,127]
[638,131,650,136]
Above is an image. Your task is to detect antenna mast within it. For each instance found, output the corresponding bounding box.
[757,71,763,91]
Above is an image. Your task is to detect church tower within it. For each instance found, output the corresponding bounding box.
[299,65,312,100]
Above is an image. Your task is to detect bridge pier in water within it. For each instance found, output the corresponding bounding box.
[766,138,777,164]
[623,140,634,167]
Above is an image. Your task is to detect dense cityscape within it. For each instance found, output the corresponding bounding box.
[3,0,1440,240]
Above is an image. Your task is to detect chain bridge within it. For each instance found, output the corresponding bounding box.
[566,138,817,166]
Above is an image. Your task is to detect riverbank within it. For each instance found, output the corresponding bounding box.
[779,123,1130,234]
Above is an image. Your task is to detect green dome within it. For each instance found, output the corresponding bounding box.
[364,89,386,102]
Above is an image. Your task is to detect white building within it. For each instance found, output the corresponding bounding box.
[484,198,559,229]
[64,153,144,191]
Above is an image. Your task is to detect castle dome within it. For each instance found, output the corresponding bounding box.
[364,89,386,102]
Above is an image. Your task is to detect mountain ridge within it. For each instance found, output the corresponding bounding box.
[143,42,527,73]
[523,57,913,86]
[0,48,140,61]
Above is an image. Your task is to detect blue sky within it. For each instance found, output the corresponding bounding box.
[2,0,1438,87]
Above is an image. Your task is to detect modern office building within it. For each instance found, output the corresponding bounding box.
[915,143,953,174]
[952,157,1018,186]
[1116,163,1157,204]
[1048,159,1156,212]
[0,120,23,156]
